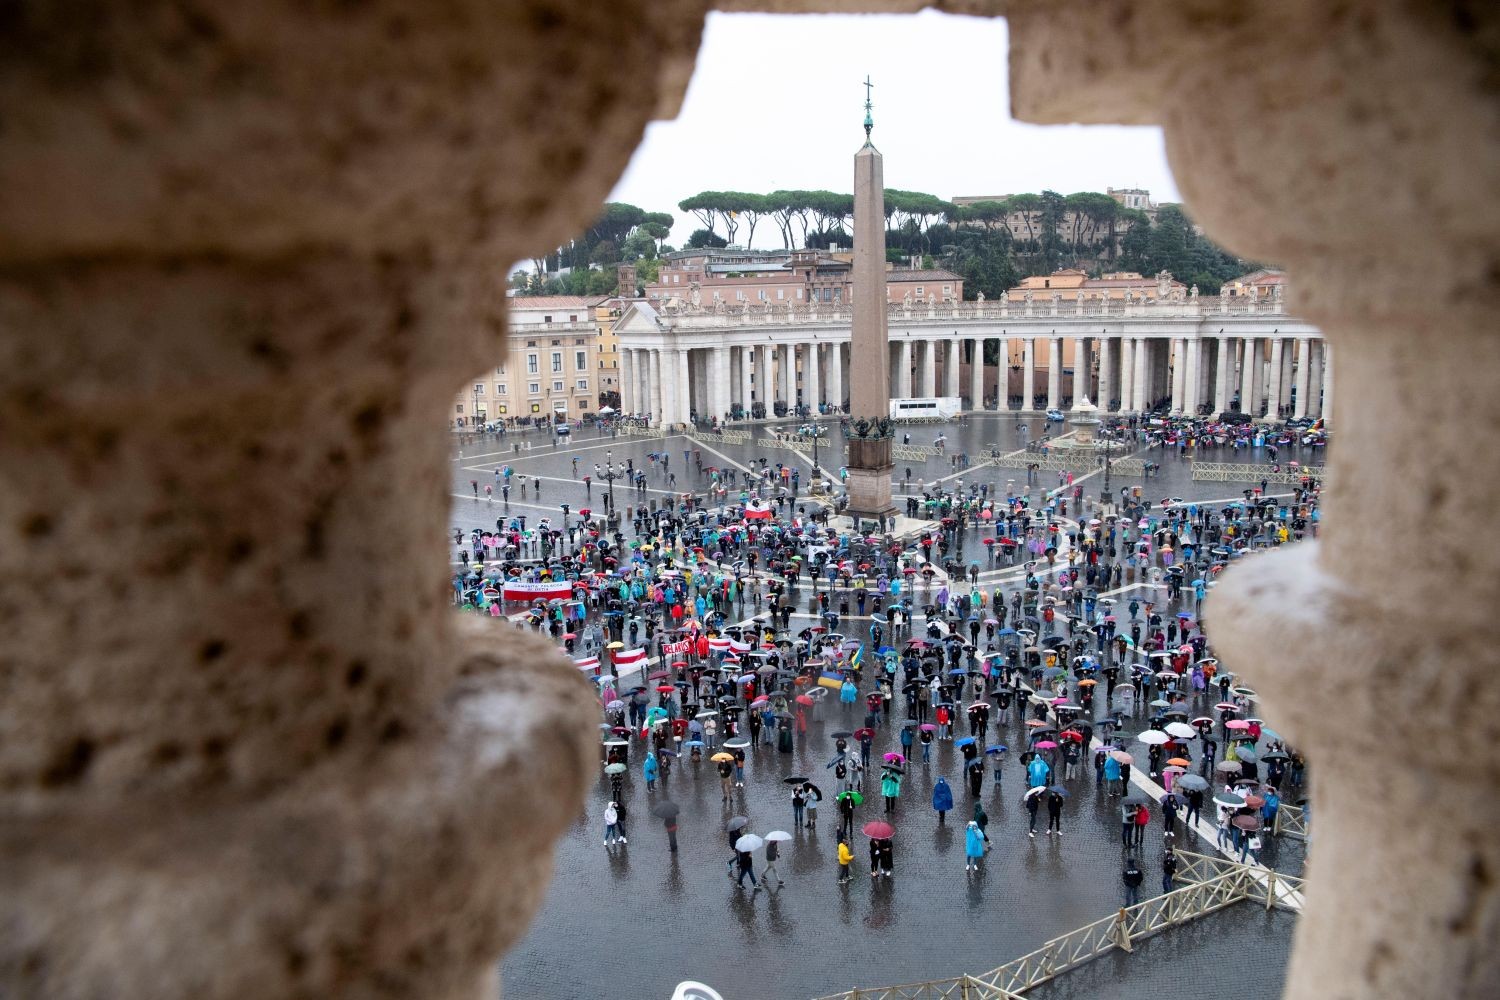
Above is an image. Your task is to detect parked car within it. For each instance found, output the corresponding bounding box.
[1045,409,1065,422]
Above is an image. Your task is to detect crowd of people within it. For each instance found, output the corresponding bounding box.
[448,422,1320,911]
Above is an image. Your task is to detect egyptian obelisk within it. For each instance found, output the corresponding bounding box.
[844,77,896,529]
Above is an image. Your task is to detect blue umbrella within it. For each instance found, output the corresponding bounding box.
[997,627,1017,636]
[1047,786,1070,797]
[955,737,977,748]
[684,740,705,748]
[985,744,1009,755]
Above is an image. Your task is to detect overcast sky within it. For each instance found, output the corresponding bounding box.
[608,11,1182,249]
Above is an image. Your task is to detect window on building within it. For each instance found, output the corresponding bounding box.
[528,382,540,394]
[915,286,924,296]
[943,285,952,295]
[575,350,586,370]
[551,352,562,373]
[758,290,766,301]
[576,378,588,390]
[568,314,578,323]
[552,379,564,392]
[473,383,484,395]
[495,365,505,375]
[796,289,803,299]
[525,340,536,347]
[526,354,538,374]
[736,290,745,301]
[575,338,586,345]
[496,384,506,396]
[550,339,560,346]
[543,315,552,324]
[456,404,464,414]
[672,274,680,284]
[577,399,591,411]
[777,289,784,300]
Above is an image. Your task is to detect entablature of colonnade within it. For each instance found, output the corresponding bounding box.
[613,297,1322,347]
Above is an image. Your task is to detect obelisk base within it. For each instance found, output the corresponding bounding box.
[844,466,897,532]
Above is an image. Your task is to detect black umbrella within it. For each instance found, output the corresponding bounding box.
[782,775,810,785]
[830,730,853,739]
[651,801,680,819]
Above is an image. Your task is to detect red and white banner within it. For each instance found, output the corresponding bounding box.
[661,639,691,654]
[729,639,752,653]
[708,637,732,652]
[613,647,646,667]
[574,656,600,672]
[743,498,773,520]
[502,579,573,601]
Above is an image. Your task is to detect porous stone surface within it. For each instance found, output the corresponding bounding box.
[0,2,706,998]
[1001,2,1500,999]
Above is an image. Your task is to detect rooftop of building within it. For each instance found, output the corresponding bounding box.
[507,295,609,309]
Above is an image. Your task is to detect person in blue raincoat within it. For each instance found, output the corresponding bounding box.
[642,750,659,790]
[1027,754,1051,789]
[932,776,954,824]
[965,820,986,872]
[840,677,858,705]
[1103,752,1122,794]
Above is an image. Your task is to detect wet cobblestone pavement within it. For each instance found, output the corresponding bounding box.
[450,416,1321,1000]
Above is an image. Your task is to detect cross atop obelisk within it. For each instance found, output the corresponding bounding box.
[863,76,874,142]
[844,77,896,529]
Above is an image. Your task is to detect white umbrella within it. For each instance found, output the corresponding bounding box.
[1164,721,1198,739]
[764,830,793,843]
[735,833,765,852]
[1136,730,1170,745]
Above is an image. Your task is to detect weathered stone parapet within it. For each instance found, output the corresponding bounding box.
[1002,3,1500,999]
[0,2,707,997]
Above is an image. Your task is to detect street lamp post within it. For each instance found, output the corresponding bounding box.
[604,449,617,513]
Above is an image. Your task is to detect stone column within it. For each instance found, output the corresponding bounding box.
[1169,338,1187,412]
[1306,339,1325,419]
[1321,343,1334,424]
[1072,337,1091,407]
[1214,337,1233,414]
[969,338,984,409]
[738,346,753,416]
[1266,338,1286,419]
[1238,339,1255,414]
[1046,337,1062,409]
[1118,337,1134,413]
[995,338,1009,409]
[805,342,822,414]
[917,340,935,397]
[1099,336,1116,411]
[1184,337,1203,416]
[658,348,677,427]
[899,339,913,397]
[710,346,730,422]
[1250,339,1266,415]
[620,348,635,414]
[1132,337,1149,412]
[1022,338,1036,411]
[943,339,960,398]
[783,342,797,411]
[679,348,693,424]
[1292,339,1310,419]
[828,341,844,412]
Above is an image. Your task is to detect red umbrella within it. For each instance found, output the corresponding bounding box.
[862,821,895,839]
[655,685,675,693]
[1059,730,1084,742]
[854,728,875,739]
[648,670,670,681]
[795,694,815,706]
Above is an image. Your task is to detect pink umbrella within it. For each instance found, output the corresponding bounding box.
[1226,719,1252,730]
[920,723,937,732]
[1034,739,1059,750]
[884,752,906,763]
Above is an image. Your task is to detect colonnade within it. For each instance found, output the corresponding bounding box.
[620,332,1330,425]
